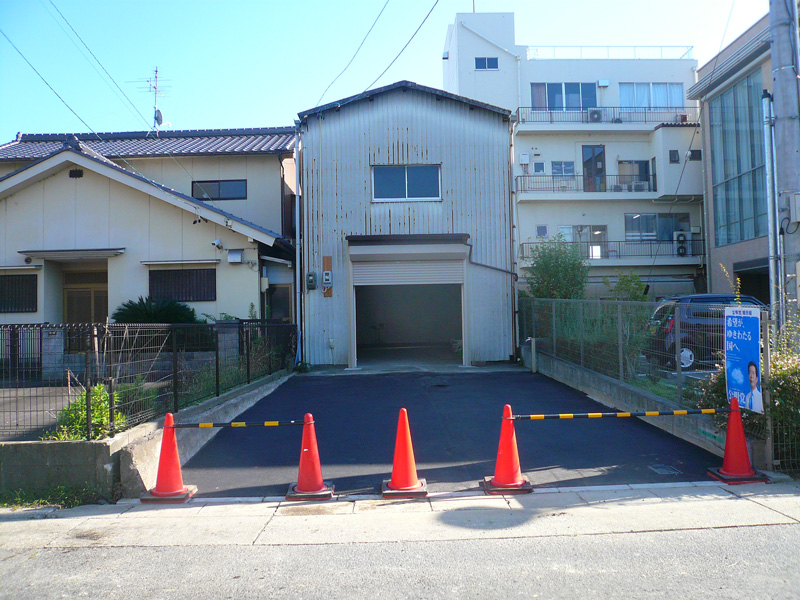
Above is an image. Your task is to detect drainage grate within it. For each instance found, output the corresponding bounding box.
[648,464,682,475]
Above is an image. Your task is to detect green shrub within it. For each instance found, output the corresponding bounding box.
[0,485,103,509]
[112,296,202,324]
[46,384,127,440]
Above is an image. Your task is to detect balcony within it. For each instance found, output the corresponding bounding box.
[519,239,704,265]
[516,174,655,194]
[516,106,699,127]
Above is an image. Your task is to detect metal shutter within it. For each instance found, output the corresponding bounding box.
[351,261,463,286]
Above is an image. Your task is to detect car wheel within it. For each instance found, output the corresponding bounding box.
[679,346,697,370]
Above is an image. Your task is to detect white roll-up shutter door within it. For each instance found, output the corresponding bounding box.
[352,260,463,286]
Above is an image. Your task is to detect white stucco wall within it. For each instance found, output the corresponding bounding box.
[0,163,261,324]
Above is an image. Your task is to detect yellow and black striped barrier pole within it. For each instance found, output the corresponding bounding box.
[513,408,731,421]
[170,419,305,429]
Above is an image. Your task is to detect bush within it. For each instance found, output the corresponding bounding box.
[521,234,588,299]
[112,296,202,324]
[46,384,127,440]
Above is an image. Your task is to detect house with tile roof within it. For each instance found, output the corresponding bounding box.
[0,128,296,325]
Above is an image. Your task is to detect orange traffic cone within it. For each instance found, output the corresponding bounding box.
[483,404,532,494]
[141,413,197,503]
[286,413,334,500]
[382,408,428,498]
[708,399,768,484]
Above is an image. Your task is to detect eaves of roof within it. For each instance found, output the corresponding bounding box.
[0,147,287,249]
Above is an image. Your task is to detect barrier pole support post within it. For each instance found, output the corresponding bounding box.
[617,303,624,381]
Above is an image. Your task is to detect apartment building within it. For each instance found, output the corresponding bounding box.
[443,13,705,298]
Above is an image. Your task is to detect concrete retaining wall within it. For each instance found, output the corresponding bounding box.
[0,370,292,498]
[536,353,769,469]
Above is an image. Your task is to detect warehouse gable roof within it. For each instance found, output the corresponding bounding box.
[298,80,510,122]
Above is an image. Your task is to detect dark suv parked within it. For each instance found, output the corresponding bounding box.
[644,294,766,370]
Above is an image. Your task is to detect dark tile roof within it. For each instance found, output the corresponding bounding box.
[0,127,295,161]
[298,80,511,121]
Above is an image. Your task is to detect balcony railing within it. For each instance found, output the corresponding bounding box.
[516,174,655,193]
[520,239,704,261]
[516,106,699,125]
[525,45,694,60]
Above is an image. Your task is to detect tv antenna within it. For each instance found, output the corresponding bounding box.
[148,67,164,131]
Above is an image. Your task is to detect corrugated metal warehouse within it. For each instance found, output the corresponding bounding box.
[298,81,515,367]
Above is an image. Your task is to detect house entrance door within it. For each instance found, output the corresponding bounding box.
[63,271,108,323]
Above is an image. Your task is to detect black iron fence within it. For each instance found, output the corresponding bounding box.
[516,174,656,193]
[0,322,297,441]
[516,106,700,125]
[519,239,704,260]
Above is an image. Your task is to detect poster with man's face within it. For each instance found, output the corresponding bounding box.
[724,306,763,413]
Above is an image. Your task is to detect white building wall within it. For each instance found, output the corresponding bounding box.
[301,88,514,365]
[0,165,261,324]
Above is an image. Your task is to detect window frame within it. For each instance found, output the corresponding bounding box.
[371,165,442,203]
[149,268,217,303]
[474,57,499,70]
[0,274,37,313]
[191,179,247,201]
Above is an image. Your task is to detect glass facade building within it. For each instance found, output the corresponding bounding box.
[709,69,767,246]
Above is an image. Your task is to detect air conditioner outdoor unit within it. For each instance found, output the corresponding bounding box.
[632,181,648,192]
[588,108,603,123]
[673,231,690,257]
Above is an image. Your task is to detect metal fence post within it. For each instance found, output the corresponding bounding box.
[580,301,585,368]
[551,300,557,356]
[215,326,221,397]
[617,303,624,381]
[108,326,115,437]
[172,325,179,413]
[84,331,92,440]
[675,305,682,404]
[245,325,251,384]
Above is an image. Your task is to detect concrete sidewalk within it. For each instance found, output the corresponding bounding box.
[2,480,798,549]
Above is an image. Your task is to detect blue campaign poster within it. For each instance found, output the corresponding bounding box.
[724,306,763,413]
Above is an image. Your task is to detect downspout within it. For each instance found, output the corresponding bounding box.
[293,122,303,365]
[762,90,780,333]
[508,115,519,358]
[700,107,713,293]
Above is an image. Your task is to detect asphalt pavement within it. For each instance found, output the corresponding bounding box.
[180,369,723,498]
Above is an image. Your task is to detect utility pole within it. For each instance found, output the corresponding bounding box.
[769,0,800,317]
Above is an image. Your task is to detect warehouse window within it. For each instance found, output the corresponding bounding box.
[372,165,441,202]
[0,274,37,312]
[149,269,216,302]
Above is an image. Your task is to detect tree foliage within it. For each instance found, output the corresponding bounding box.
[521,235,589,299]
[111,296,202,324]
[602,271,648,301]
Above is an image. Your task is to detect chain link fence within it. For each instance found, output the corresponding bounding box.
[520,297,799,474]
[0,322,297,441]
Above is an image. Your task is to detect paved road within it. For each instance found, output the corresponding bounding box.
[181,370,722,497]
[2,482,799,599]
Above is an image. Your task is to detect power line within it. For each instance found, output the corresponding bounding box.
[47,0,150,127]
[364,0,439,92]
[316,0,390,107]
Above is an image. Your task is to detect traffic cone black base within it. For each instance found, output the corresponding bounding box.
[707,468,768,485]
[381,478,428,499]
[285,482,334,501]
[141,485,198,504]
[482,475,532,495]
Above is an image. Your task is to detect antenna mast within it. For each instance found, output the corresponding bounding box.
[148,67,164,131]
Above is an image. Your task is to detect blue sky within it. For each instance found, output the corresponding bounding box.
[0,0,769,142]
